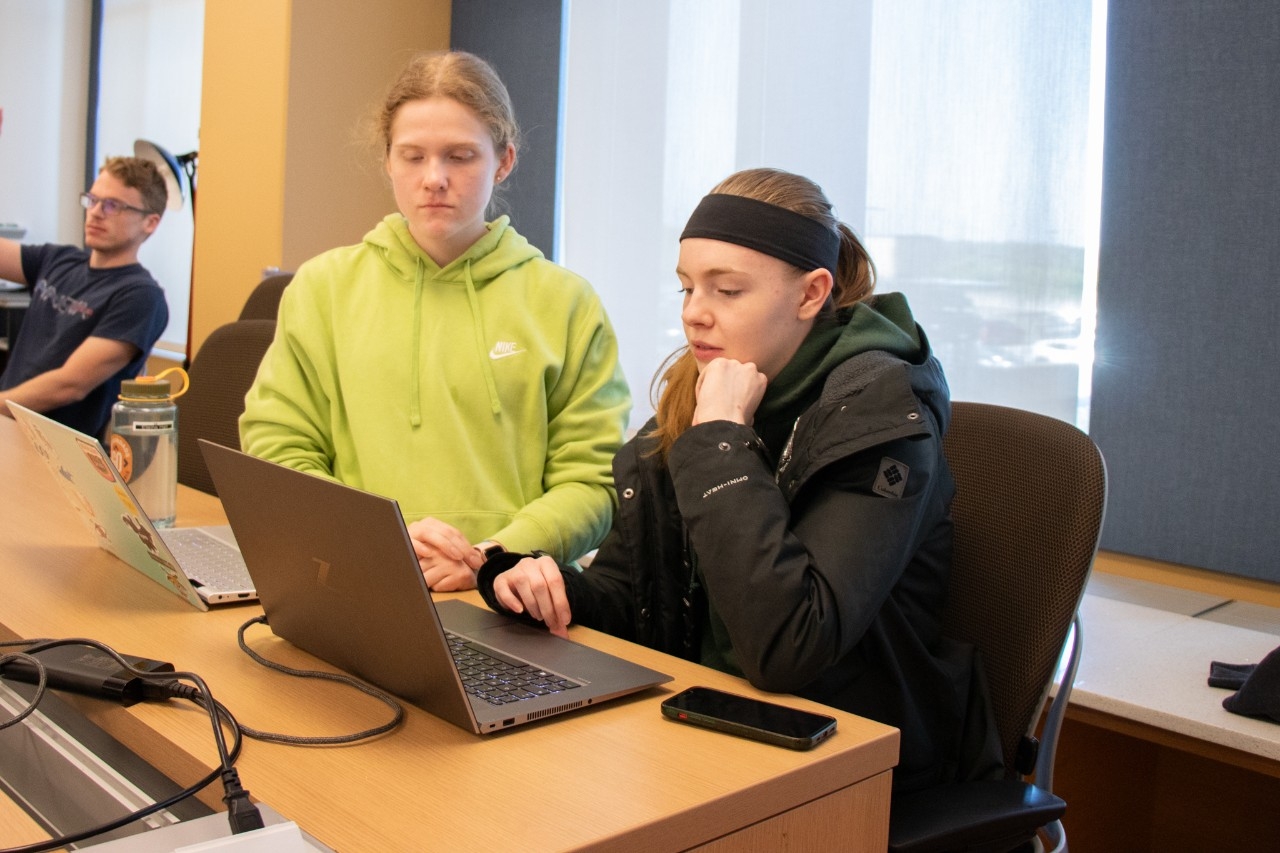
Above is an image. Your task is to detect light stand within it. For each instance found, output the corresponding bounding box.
[134,139,197,213]
[134,139,199,364]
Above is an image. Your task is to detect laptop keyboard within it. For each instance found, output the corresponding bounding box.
[159,528,253,591]
[447,633,582,706]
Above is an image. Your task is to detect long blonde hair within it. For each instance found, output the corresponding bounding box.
[647,168,876,461]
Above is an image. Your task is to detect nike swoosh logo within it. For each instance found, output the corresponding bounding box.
[489,345,525,360]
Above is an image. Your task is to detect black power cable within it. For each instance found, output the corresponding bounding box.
[0,637,259,852]
[0,622,407,850]
[0,651,49,730]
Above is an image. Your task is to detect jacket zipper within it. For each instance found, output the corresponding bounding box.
[681,524,700,658]
[775,416,802,483]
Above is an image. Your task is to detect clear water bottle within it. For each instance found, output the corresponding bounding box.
[109,372,183,527]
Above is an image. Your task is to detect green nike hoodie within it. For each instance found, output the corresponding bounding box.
[240,213,632,560]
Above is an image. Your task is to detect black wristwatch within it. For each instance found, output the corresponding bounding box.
[475,540,506,563]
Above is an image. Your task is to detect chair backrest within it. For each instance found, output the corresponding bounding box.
[177,319,277,495]
[941,401,1107,774]
[238,272,293,321]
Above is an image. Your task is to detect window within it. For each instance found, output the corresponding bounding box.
[560,0,1105,429]
[95,0,204,358]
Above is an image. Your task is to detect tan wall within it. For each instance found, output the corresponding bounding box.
[190,0,450,356]
[282,1,450,270]
[190,0,292,355]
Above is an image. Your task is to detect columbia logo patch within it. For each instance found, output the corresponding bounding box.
[872,458,909,499]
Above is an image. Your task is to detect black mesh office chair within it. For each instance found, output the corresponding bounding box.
[238,272,293,321]
[888,402,1107,853]
[177,319,277,495]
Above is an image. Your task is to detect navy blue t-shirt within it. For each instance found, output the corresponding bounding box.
[0,244,169,437]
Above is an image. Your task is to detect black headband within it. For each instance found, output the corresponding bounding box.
[680,193,840,278]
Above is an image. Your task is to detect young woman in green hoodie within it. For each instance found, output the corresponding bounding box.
[241,52,631,592]
[478,167,1002,792]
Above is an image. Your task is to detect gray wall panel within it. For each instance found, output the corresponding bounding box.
[1092,0,1280,581]
[451,0,563,258]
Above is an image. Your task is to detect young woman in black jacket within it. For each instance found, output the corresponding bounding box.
[478,167,1002,792]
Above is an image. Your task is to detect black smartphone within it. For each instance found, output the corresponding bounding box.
[660,686,837,750]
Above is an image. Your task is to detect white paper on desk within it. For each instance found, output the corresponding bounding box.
[175,821,310,853]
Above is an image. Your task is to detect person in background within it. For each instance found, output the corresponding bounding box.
[240,51,630,592]
[0,154,170,438]
[478,167,1003,792]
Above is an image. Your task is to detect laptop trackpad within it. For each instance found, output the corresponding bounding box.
[435,598,603,682]
[434,597,516,632]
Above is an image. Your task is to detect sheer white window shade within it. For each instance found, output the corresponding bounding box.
[0,0,91,250]
[561,0,1102,430]
[96,0,204,358]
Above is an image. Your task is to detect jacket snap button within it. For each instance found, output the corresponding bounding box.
[622,487,635,499]
[640,607,651,619]
[718,442,731,451]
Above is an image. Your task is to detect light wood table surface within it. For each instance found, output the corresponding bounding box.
[0,416,898,852]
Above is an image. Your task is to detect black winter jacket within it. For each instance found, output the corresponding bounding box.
[480,339,1001,792]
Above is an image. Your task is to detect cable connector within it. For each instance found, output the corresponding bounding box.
[220,767,265,834]
[145,678,199,702]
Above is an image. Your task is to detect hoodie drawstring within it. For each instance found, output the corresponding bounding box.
[464,259,502,415]
[409,259,424,427]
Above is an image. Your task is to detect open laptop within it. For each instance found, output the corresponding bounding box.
[9,403,256,611]
[199,439,672,734]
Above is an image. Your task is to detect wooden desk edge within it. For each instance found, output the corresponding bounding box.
[1065,703,1280,779]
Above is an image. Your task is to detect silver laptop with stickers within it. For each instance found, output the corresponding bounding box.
[10,403,255,610]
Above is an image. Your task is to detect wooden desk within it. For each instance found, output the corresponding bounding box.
[1052,575,1280,852]
[0,417,898,852]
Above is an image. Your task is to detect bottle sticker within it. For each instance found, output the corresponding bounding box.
[130,420,174,431]
[109,434,134,482]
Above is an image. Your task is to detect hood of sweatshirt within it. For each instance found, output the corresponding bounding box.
[756,291,925,425]
[362,213,543,424]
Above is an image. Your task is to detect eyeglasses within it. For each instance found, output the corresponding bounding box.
[79,192,149,217]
